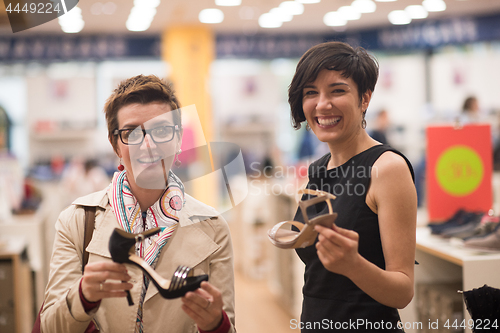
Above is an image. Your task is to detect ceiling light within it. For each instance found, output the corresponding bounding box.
[126,18,154,32]
[279,1,304,16]
[388,10,411,24]
[199,8,224,23]
[405,5,427,19]
[127,0,160,32]
[375,0,396,2]
[338,6,361,20]
[296,0,321,3]
[259,13,283,28]
[422,0,446,12]
[126,19,152,32]
[323,11,347,26]
[58,6,84,33]
[270,8,293,22]
[351,0,376,13]
[133,0,160,8]
[215,0,241,6]
[130,6,156,18]
[127,8,156,31]
[60,20,85,33]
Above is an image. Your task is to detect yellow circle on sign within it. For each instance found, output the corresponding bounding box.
[436,145,484,196]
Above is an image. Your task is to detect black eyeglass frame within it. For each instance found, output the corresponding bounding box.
[113,125,180,145]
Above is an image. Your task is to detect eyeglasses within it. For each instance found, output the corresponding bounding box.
[114,125,179,145]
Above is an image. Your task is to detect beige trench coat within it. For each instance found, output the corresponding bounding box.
[40,188,236,333]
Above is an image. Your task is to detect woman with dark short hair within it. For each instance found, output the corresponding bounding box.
[276,41,417,332]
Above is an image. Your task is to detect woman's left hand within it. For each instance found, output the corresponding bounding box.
[181,281,223,331]
[315,224,361,277]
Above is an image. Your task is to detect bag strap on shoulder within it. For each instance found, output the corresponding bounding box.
[82,206,96,274]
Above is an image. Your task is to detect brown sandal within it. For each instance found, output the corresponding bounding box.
[268,189,337,249]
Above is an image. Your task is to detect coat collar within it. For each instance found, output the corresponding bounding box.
[178,193,219,226]
[72,187,109,210]
[72,189,219,226]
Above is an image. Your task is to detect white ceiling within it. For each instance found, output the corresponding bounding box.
[3,0,500,36]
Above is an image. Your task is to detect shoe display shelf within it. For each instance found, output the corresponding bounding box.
[0,238,34,333]
[229,178,305,319]
[1,180,64,313]
[1,213,46,312]
[266,191,305,320]
[399,225,500,333]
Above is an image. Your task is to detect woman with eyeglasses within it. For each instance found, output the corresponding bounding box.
[39,75,235,333]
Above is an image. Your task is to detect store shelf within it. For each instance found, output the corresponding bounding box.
[401,227,500,333]
[416,227,500,266]
[0,239,34,333]
[2,212,47,310]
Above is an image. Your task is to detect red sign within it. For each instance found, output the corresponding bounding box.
[426,124,492,221]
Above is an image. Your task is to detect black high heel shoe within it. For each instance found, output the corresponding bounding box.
[108,228,208,301]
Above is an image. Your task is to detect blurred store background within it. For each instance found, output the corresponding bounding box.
[1,0,500,332]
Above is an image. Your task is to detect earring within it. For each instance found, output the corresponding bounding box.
[361,110,367,129]
[305,122,311,131]
[174,149,182,167]
[118,158,124,171]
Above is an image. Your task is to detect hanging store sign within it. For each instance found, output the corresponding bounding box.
[0,35,161,61]
[217,12,500,58]
[0,12,499,61]
[426,124,492,221]
[216,34,324,59]
[376,18,478,50]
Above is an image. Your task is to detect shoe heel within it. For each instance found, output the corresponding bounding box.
[125,290,134,306]
[109,227,162,306]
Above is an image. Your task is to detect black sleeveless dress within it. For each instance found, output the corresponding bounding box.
[295,145,414,332]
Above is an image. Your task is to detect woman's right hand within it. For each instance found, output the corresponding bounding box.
[81,262,133,302]
[181,281,224,331]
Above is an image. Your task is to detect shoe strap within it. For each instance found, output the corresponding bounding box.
[267,221,305,241]
[130,227,162,243]
[298,189,336,225]
[169,265,192,291]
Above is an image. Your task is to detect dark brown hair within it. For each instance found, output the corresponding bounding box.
[104,74,181,153]
[462,96,477,113]
[288,41,379,129]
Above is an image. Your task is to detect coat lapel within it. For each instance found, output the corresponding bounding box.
[86,207,120,258]
[144,221,221,302]
[143,194,221,302]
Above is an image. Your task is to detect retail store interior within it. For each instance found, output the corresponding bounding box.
[1,0,500,332]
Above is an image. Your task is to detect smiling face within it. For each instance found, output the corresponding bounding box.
[115,102,181,190]
[302,69,371,145]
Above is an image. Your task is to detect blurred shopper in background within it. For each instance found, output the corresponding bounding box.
[494,112,500,171]
[369,109,390,145]
[61,157,110,206]
[287,41,417,332]
[459,95,481,124]
[40,75,235,333]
